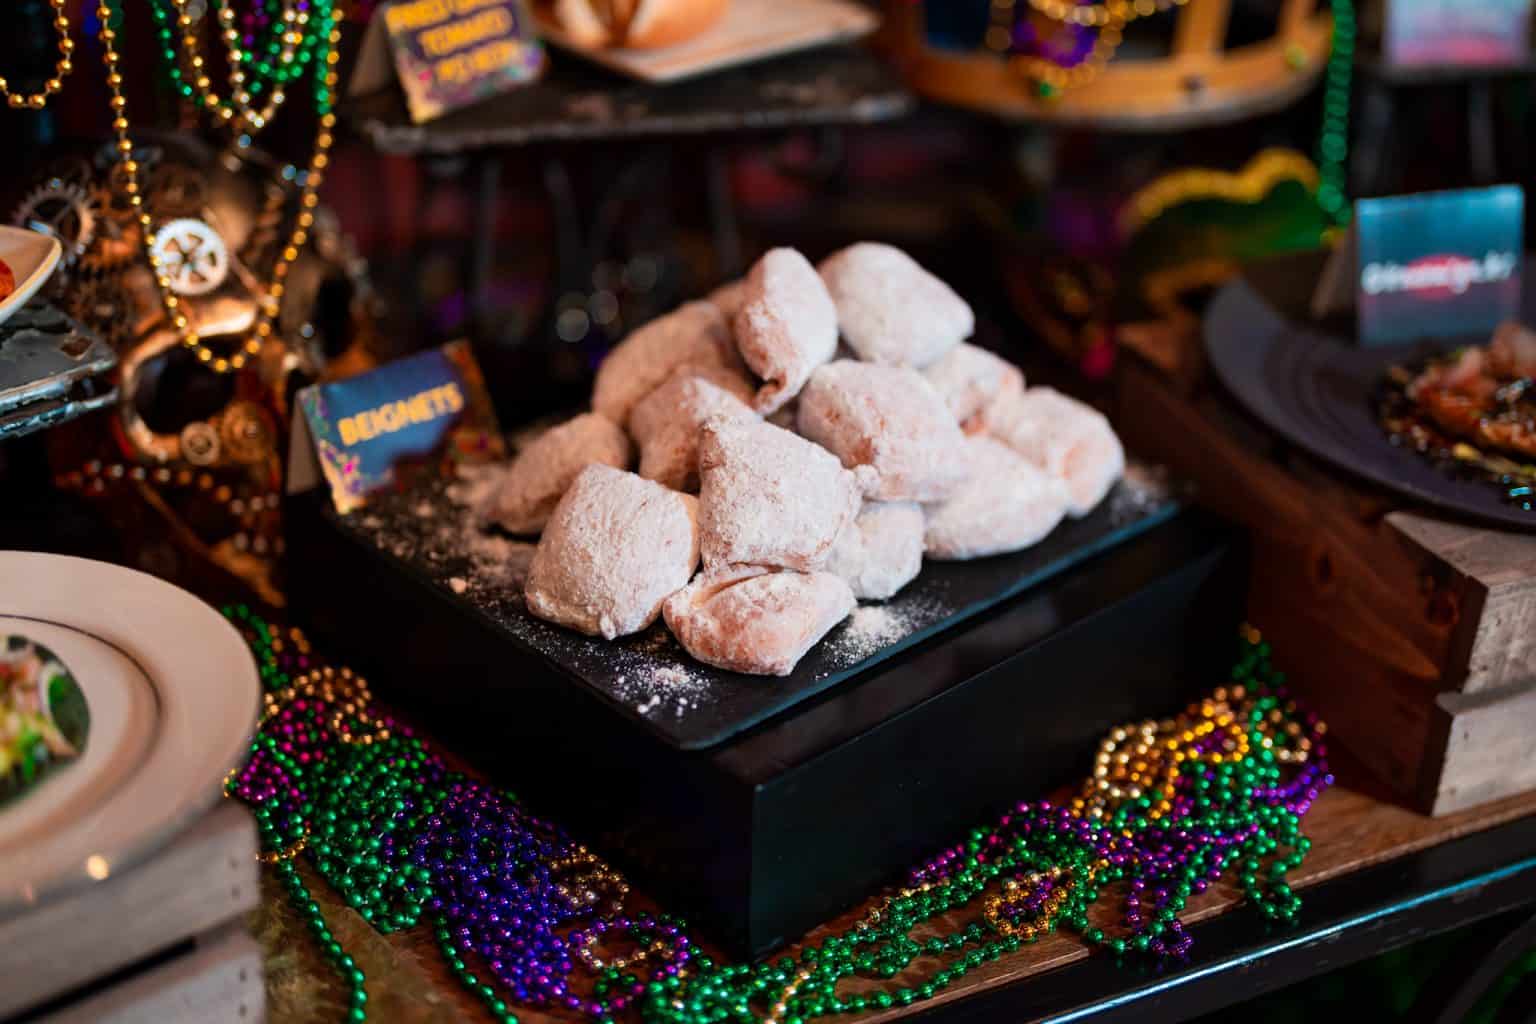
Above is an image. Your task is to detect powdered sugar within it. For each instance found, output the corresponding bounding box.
[821,594,949,665]
[610,657,711,719]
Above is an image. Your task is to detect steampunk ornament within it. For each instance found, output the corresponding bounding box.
[150,217,231,296]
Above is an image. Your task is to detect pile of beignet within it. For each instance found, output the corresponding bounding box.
[487,243,1125,677]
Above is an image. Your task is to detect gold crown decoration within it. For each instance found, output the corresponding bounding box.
[882,0,1334,129]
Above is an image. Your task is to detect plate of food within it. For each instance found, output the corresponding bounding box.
[0,553,260,915]
[0,226,63,329]
[1205,259,1536,530]
[533,0,880,82]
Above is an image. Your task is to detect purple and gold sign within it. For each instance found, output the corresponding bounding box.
[351,0,546,123]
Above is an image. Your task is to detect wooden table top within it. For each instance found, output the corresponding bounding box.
[256,756,1536,1024]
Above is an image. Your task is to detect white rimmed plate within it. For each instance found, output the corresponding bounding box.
[0,552,260,916]
[0,227,62,329]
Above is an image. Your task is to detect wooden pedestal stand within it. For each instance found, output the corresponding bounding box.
[1114,290,1536,816]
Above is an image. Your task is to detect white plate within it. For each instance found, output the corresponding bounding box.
[0,227,62,329]
[0,552,260,916]
[535,0,880,83]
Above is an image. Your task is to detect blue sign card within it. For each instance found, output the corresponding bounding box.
[290,340,505,514]
[1355,186,1524,346]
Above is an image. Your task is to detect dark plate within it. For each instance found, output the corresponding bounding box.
[1204,260,1536,531]
[327,469,1178,750]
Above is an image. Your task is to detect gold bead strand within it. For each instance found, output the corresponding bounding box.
[0,0,75,111]
[97,0,342,374]
[217,0,302,133]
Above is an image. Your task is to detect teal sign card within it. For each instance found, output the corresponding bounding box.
[1354,186,1523,346]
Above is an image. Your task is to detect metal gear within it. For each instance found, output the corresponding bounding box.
[144,163,209,222]
[63,277,138,349]
[150,218,231,296]
[78,185,143,275]
[12,179,98,271]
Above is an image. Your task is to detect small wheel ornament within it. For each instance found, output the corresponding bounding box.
[150,218,230,297]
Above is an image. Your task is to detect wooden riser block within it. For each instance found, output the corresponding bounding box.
[1115,356,1536,816]
[1390,512,1536,695]
[36,926,264,1024]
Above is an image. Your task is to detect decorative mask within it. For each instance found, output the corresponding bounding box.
[32,132,381,607]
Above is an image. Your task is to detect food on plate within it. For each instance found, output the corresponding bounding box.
[697,417,868,572]
[0,257,14,302]
[525,465,700,639]
[922,342,1025,431]
[824,501,924,601]
[542,0,729,49]
[733,248,839,414]
[1380,321,1536,504]
[982,388,1124,517]
[924,437,1071,560]
[592,300,738,428]
[818,242,973,368]
[488,413,633,535]
[1,636,89,805]
[1401,322,1536,459]
[796,360,969,502]
[663,565,854,676]
[631,373,758,492]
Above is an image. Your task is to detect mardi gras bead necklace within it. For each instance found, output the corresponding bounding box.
[224,610,1326,1024]
[147,0,322,110]
[644,626,1328,1024]
[224,607,697,1023]
[1315,0,1355,225]
[156,0,314,135]
[0,0,75,111]
[985,0,1195,96]
[96,0,340,374]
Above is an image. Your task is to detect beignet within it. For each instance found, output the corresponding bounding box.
[983,388,1124,517]
[663,565,854,676]
[592,300,738,428]
[697,417,867,572]
[488,413,632,535]
[631,373,759,493]
[796,360,968,502]
[732,248,839,414]
[922,342,1025,431]
[818,242,973,368]
[524,465,700,639]
[924,436,1070,560]
[707,278,748,320]
[824,501,924,601]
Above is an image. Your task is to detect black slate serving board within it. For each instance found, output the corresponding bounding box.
[1205,258,1536,531]
[328,466,1178,750]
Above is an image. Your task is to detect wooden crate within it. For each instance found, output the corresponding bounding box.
[36,926,264,1024]
[0,803,259,1021]
[1115,349,1536,815]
